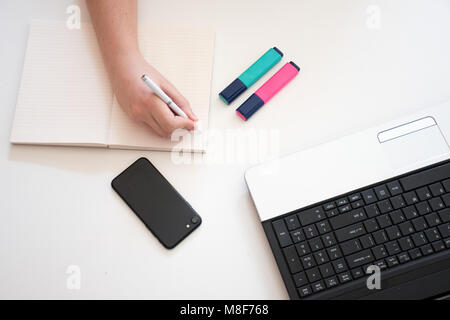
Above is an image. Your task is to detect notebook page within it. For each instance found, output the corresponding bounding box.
[107,25,215,152]
[10,21,113,146]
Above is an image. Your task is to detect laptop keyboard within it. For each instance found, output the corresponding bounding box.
[272,161,450,298]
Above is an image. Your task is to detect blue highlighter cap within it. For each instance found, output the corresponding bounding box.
[236,94,264,120]
[219,78,247,105]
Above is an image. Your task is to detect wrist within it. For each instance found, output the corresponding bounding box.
[105,49,144,81]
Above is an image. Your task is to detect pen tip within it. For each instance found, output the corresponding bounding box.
[141,74,147,80]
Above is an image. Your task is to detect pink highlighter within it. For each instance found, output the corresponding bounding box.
[236,61,300,121]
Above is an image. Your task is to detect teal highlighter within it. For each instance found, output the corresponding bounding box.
[219,47,283,104]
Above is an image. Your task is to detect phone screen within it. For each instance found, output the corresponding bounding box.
[112,157,201,249]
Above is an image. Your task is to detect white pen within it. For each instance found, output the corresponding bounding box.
[141,74,188,118]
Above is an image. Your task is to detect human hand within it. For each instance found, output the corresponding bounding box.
[109,52,197,137]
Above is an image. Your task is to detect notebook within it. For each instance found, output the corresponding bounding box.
[10,21,215,152]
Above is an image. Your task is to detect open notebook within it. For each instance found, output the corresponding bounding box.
[10,21,215,152]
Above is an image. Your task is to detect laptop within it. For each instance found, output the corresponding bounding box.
[245,101,450,299]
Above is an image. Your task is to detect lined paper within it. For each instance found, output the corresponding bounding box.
[10,21,215,152]
[10,21,113,146]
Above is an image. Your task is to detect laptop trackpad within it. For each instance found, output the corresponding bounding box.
[378,117,449,170]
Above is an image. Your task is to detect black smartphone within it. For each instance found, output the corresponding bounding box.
[111,157,201,249]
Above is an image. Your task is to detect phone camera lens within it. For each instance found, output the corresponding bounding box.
[191,216,199,224]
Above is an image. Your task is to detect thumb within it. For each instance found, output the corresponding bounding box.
[172,116,196,131]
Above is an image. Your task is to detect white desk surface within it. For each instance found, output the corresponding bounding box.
[1,0,450,299]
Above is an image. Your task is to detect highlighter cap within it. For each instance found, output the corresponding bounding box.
[219,78,247,105]
[236,93,264,121]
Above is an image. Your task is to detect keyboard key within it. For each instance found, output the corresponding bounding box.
[412,217,427,231]
[416,186,432,201]
[297,206,326,226]
[349,193,361,202]
[290,229,305,243]
[338,271,352,283]
[374,185,390,200]
[336,197,349,206]
[359,234,375,249]
[399,221,415,236]
[283,246,303,274]
[390,195,406,209]
[362,189,377,204]
[273,220,293,247]
[377,200,393,214]
[445,238,450,248]
[332,258,348,273]
[438,223,450,238]
[365,204,380,218]
[293,271,308,287]
[429,197,445,211]
[387,181,403,195]
[404,191,419,205]
[420,244,434,256]
[443,194,450,208]
[372,245,388,259]
[416,201,432,216]
[327,246,342,260]
[346,249,374,268]
[373,259,388,270]
[298,285,312,297]
[397,252,410,264]
[400,162,450,191]
[301,254,316,269]
[432,240,446,252]
[335,223,366,242]
[308,237,324,252]
[403,206,419,220]
[296,242,311,256]
[424,228,441,242]
[321,233,337,247]
[377,214,392,228]
[314,250,329,265]
[364,218,379,232]
[389,210,406,224]
[429,182,446,197]
[303,225,319,239]
[316,220,332,234]
[325,276,339,288]
[386,256,399,267]
[373,230,389,244]
[385,240,401,255]
[398,236,414,251]
[306,267,321,282]
[351,267,365,279]
[386,226,402,240]
[425,213,441,227]
[339,204,352,213]
[312,281,326,293]
[319,262,334,278]
[444,179,450,192]
[412,232,428,247]
[330,208,366,229]
[326,209,339,218]
[285,215,301,230]
[323,202,336,211]
[352,200,365,209]
[340,239,362,255]
[409,248,422,260]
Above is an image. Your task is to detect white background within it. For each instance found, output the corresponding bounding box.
[1,0,450,299]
